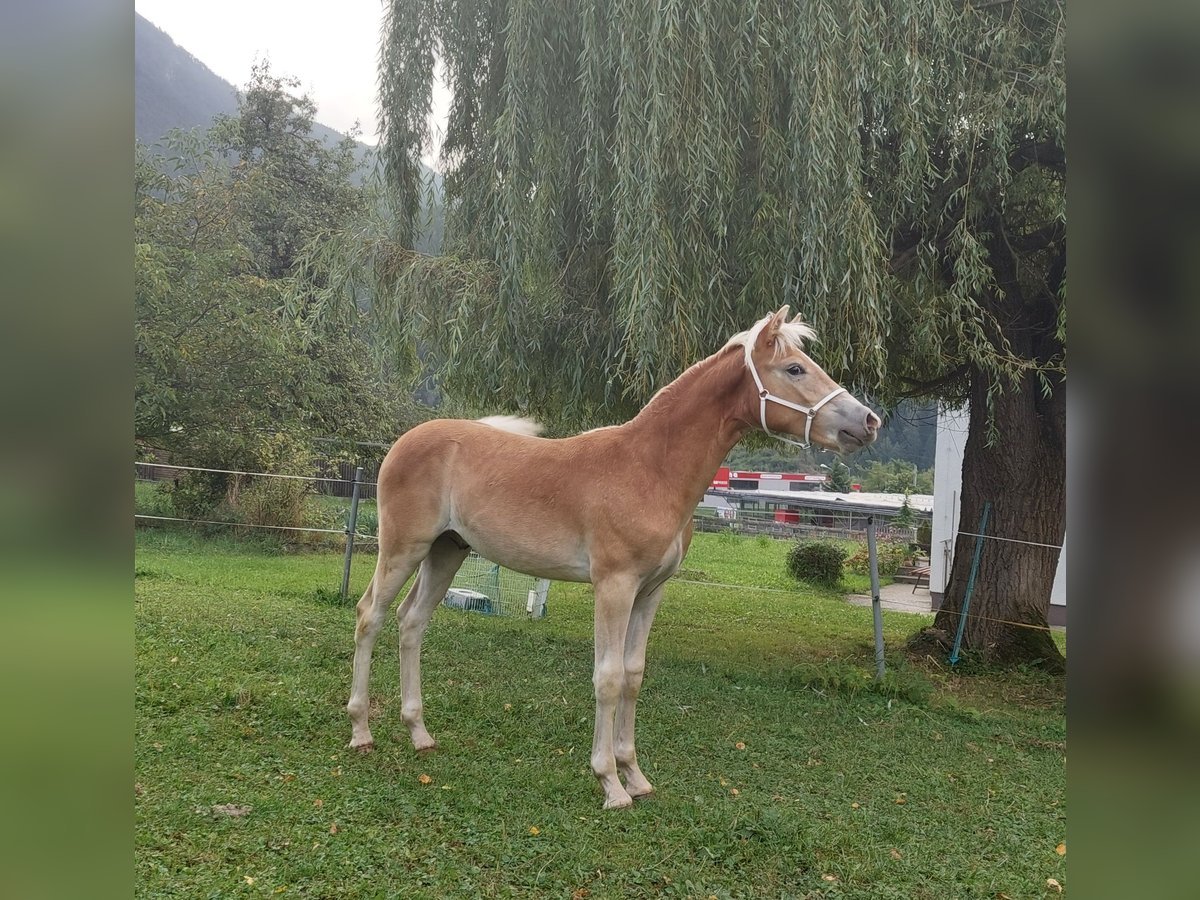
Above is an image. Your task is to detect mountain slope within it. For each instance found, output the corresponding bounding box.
[134,12,373,171]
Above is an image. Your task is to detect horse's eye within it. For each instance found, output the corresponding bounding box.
[787,364,805,377]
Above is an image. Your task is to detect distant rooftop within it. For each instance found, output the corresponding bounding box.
[708,487,934,514]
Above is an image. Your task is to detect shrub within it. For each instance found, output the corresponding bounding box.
[845,540,909,577]
[237,476,311,530]
[165,471,227,519]
[916,519,932,552]
[786,541,847,587]
[355,507,379,537]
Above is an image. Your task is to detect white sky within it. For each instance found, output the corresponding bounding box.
[135,0,449,168]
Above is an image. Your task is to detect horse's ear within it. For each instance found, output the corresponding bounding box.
[756,306,791,350]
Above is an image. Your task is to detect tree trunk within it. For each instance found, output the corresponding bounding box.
[912,371,1066,669]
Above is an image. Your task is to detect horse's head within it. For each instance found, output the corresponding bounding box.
[734,306,881,455]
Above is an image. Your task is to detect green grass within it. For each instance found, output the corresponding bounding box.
[136,528,1065,899]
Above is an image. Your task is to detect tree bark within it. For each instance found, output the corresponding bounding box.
[912,371,1066,669]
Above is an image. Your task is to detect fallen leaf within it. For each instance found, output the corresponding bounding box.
[212,803,252,817]
[735,741,746,750]
[821,874,837,882]
[1046,877,1062,893]
[1055,842,1066,856]
[330,767,342,777]
[418,774,433,785]
[889,848,902,860]
[312,799,323,808]
[504,703,513,711]
[274,888,287,895]
[895,795,907,805]
[729,788,740,797]
[851,802,860,809]
[571,890,591,900]
[243,876,255,885]
[329,823,339,834]
[529,826,541,836]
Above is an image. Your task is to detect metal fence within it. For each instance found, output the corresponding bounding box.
[135,459,918,624]
[693,510,919,544]
[446,553,551,618]
[134,461,551,616]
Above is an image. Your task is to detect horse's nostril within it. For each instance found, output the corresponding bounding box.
[865,410,881,433]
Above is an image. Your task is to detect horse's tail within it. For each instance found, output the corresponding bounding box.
[477,415,544,437]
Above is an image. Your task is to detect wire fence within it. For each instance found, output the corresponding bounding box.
[134,461,1064,636]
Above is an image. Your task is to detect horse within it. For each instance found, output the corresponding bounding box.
[347,306,880,809]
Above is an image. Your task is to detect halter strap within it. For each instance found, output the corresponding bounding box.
[744,352,849,451]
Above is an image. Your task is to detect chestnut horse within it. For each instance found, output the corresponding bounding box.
[348,307,880,809]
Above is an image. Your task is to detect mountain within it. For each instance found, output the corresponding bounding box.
[134,12,374,173]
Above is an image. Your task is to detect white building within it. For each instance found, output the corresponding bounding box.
[931,406,1066,625]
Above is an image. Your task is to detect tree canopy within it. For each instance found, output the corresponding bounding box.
[135,66,421,476]
[342,0,1064,429]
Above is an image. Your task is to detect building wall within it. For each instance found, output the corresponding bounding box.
[932,405,1067,625]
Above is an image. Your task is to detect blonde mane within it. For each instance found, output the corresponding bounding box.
[724,315,818,365]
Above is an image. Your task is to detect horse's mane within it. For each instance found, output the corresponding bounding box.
[723,315,818,360]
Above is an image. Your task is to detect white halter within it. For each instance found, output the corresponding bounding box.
[743,319,846,450]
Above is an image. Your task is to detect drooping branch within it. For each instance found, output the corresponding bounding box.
[1009,140,1065,175]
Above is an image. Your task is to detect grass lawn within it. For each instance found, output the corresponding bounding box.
[135,528,1065,899]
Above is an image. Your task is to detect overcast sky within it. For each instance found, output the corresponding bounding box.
[135,0,448,167]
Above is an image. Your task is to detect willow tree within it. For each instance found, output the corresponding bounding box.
[355,0,1065,665]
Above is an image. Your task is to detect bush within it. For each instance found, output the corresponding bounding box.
[355,507,379,537]
[786,541,847,587]
[237,476,311,530]
[916,519,932,552]
[845,540,909,577]
[165,471,227,519]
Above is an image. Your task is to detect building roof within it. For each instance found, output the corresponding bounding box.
[707,488,934,515]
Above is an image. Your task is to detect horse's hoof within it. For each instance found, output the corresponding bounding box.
[409,727,438,752]
[628,785,655,800]
[350,740,374,753]
[603,792,634,811]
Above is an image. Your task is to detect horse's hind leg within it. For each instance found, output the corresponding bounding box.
[347,549,425,751]
[397,534,470,751]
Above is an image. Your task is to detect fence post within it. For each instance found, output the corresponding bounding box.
[867,515,886,681]
[949,501,991,666]
[340,466,364,601]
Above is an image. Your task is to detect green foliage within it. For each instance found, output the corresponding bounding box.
[135,64,426,470]
[350,0,1064,428]
[786,541,847,587]
[894,493,917,529]
[825,458,852,492]
[916,519,933,552]
[236,477,312,531]
[857,459,933,494]
[164,471,227,520]
[845,541,910,578]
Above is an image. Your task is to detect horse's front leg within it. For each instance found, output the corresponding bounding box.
[614,581,666,798]
[590,574,638,810]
